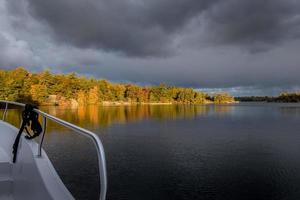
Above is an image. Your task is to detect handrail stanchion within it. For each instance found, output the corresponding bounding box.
[2,102,8,121]
[38,116,47,157]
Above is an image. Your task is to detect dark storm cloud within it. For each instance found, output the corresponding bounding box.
[24,0,218,57]
[19,0,300,56]
[199,0,300,52]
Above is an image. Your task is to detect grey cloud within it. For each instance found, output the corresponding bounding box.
[23,0,219,57]
[198,0,300,52]
[15,0,300,56]
[0,33,35,68]
[0,1,35,68]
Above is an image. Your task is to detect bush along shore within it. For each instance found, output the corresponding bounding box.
[0,67,236,106]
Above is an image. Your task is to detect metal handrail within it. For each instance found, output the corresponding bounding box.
[0,100,107,200]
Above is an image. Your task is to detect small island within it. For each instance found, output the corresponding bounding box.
[0,68,236,106]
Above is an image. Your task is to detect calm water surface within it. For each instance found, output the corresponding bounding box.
[4,103,300,200]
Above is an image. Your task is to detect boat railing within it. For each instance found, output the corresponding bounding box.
[0,100,107,200]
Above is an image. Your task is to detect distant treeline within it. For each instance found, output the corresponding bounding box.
[0,67,235,106]
[236,93,300,103]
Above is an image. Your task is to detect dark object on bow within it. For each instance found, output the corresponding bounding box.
[12,104,42,163]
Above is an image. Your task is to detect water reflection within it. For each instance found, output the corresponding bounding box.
[213,105,234,116]
[0,104,237,129]
[279,106,300,117]
[41,105,215,129]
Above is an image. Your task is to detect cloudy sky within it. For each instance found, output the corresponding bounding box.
[1,0,300,96]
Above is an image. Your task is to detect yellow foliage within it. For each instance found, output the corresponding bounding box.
[88,86,99,104]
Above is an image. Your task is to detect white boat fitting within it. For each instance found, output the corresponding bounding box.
[0,101,107,200]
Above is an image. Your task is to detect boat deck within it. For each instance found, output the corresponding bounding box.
[0,147,13,200]
[0,120,75,200]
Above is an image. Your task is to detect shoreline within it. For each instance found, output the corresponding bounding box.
[38,100,238,107]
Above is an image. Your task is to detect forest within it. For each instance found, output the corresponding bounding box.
[0,67,235,106]
[236,93,300,103]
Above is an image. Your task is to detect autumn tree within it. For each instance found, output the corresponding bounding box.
[0,68,238,105]
[213,93,235,104]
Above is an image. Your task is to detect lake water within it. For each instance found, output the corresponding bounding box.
[3,103,300,200]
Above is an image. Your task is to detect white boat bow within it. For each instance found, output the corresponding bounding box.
[0,101,107,200]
